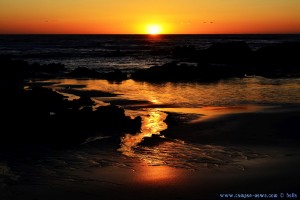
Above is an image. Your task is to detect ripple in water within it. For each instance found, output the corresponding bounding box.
[118,108,168,157]
[118,108,266,170]
[134,141,267,170]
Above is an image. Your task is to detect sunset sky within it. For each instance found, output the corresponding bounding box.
[1,0,300,34]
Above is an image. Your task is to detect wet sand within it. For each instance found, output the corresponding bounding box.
[162,105,300,145]
[1,105,299,200]
[2,149,299,200]
[0,79,299,199]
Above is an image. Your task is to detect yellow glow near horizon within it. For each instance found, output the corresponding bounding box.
[146,24,162,35]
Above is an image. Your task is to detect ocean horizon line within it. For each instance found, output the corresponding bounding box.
[1,33,300,36]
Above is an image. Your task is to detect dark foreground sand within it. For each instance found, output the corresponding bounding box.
[1,106,299,200]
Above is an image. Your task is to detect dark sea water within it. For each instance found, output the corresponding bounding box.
[1,34,300,106]
[1,34,300,73]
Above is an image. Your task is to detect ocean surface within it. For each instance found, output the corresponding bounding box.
[1,34,300,73]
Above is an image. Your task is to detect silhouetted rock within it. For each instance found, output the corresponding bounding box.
[0,56,27,93]
[132,62,246,82]
[254,42,300,77]
[172,45,197,59]
[255,42,300,65]
[93,105,141,133]
[77,104,140,141]
[132,41,300,82]
[132,62,199,81]
[131,42,256,82]
[0,83,141,147]
[26,87,67,111]
[68,67,102,78]
[0,56,27,79]
[202,41,253,64]
[95,105,126,121]
[104,69,127,81]
[129,116,143,133]
[70,96,95,110]
[0,56,66,80]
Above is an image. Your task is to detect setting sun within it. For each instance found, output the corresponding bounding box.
[1,0,300,34]
[146,24,162,35]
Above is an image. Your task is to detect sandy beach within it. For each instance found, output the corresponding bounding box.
[1,100,299,200]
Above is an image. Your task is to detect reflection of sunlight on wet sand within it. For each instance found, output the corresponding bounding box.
[41,78,300,109]
[33,79,270,178]
[134,165,179,183]
[56,91,80,101]
[118,109,167,157]
[160,105,263,123]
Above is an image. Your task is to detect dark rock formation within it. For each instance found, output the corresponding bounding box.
[254,42,300,77]
[255,42,300,66]
[1,88,141,146]
[68,67,102,78]
[70,96,95,110]
[132,41,300,82]
[2,40,300,82]
[172,45,197,59]
[201,41,253,64]
[0,56,65,80]
[104,69,127,81]
[0,56,27,93]
[132,62,246,82]
[0,60,141,148]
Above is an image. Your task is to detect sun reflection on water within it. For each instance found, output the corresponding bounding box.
[36,79,274,171]
[118,108,168,157]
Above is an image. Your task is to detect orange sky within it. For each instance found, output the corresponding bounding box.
[1,0,300,34]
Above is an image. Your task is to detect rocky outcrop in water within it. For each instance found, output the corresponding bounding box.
[201,41,253,64]
[0,56,65,80]
[0,87,141,146]
[131,61,246,82]
[104,69,127,81]
[132,42,300,81]
[2,41,300,82]
[0,58,141,147]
